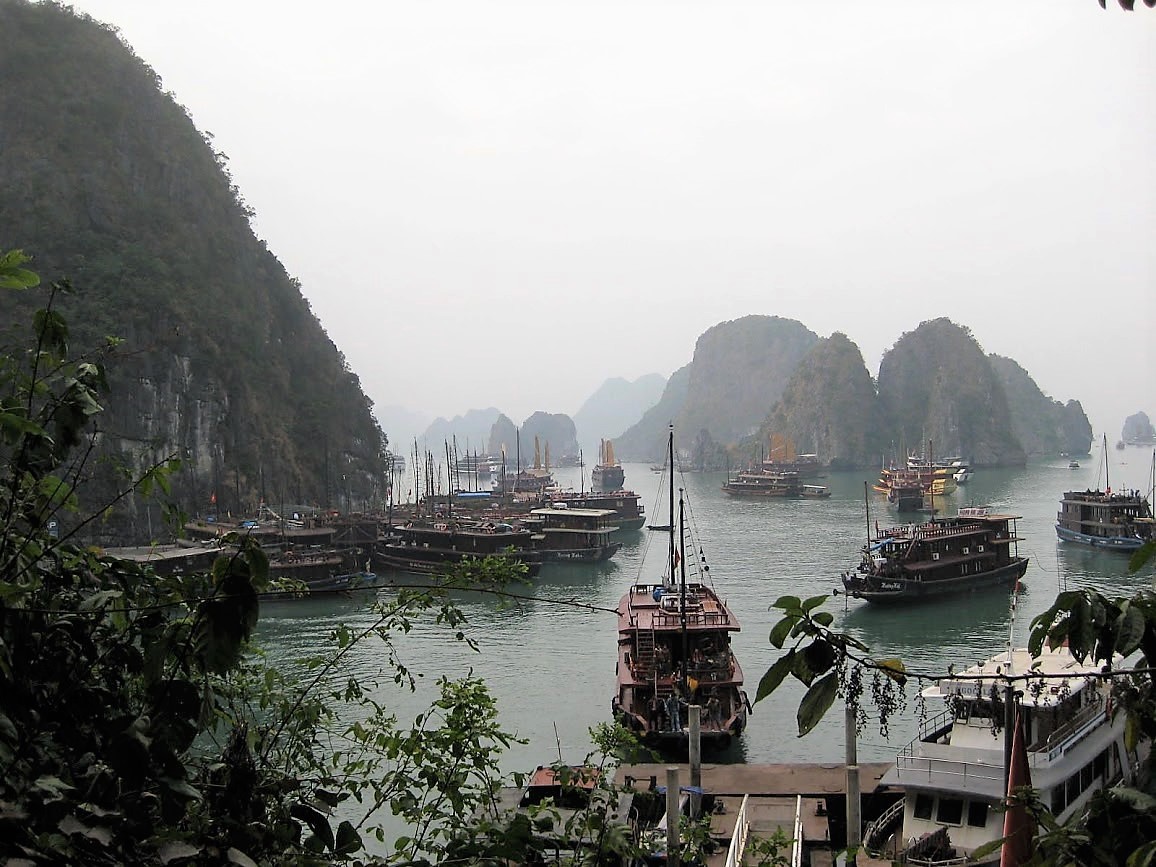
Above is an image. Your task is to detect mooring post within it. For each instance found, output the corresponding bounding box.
[666,765,681,867]
[846,700,861,863]
[689,704,702,819]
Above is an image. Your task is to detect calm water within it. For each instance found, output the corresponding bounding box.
[255,446,1154,837]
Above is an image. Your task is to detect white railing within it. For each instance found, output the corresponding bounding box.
[791,794,804,867]
[723,794,751,867]
[863,797,905,852]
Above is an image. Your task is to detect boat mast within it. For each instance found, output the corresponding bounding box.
[667,424,676,589]
[1105,433,1110,493]
[679,489,689,687]
[864,480,871,544]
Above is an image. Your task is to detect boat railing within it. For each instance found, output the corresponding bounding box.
[1032,699,1106,762]
[652,610,732,628]
[863,797,904,854]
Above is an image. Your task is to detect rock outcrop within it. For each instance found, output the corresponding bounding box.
[615,316,818,462]
[989,355,1093,457]
[877,319,1024,467]
[760,333,884,469]
[0,2,385,541]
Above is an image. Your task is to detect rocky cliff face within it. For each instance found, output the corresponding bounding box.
[614,316,818,462]
[877,319,1024,467]
[682,316,819,446]
[0,2,385,541]
[614,365,691,461]
[760,333,884,468]
[989,355,1093,457]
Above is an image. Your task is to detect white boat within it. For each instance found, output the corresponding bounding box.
[863,646,1141,865]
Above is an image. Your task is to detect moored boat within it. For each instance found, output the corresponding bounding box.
[545,489,646,531]
[1055,438,1154,551]
[721,469,803,497]
[523,506,622,562]
[863,646,1142,865]
[591,439,625,491]
[375,520,542,576]
[841,506,1028,604]
[613,426,749,754]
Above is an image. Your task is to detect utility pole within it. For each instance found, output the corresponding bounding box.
[846,700,861,862]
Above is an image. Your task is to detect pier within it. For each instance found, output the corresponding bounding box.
[617,762,895,866]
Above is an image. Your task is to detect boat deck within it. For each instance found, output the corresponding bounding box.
[620,583,739,631]
[617,761,889,798]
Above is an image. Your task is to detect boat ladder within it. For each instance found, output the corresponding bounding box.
[635,629,657,675]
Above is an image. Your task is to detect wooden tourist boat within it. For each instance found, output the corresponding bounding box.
[721,469,803,497]
[841,506,1028,604]
[375,520,542,576]
[1055,438,1154,551]
[613,427,749,754]
[591,438,625,491]
[544,489,646,531]
[522,506,622,562]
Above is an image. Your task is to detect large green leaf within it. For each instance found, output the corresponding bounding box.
[797,672,839,737]
[769,615,799,649]
[1115,605,1146,656]
[755,651,795,703]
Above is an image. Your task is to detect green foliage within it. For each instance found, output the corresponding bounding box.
[0,253,552,864]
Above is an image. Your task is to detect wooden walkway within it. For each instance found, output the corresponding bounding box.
[617,762,892,866]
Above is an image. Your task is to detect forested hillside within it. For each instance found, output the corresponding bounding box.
[0,1,385,540]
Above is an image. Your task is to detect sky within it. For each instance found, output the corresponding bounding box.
[66,0,1154,440]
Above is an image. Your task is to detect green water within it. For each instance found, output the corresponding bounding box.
[254,449,1154,838]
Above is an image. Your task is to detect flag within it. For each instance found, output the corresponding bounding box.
[1000,710,1035,867]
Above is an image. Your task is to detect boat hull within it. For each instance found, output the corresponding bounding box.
[843,557,1028,604]
[375,546,542,577]
[533,542,622,563]
[1055,524,1147,551]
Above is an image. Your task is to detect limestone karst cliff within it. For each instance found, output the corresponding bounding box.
[0,1,385,541]
[759,333,884,469]
[989,355,1093,457]
[615,316,818,462]
[877,319,1024,467]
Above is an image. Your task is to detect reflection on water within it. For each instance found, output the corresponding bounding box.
[253,458,1153,831]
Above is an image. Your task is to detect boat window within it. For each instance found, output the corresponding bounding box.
[1066,774,1080,805]
[1051,785,1066,815]
[936,798,964,826]
[913,794,934,820]
[1093,750,1108,784]
[966,801,989,828]
[1080,762,1094,791]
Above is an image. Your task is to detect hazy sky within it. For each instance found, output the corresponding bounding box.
[68,1,1154,439]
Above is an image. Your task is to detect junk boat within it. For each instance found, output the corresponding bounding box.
[841,506,1028,603]
[613,426,749,754]
[863,645,1142,865]
[591,438,625,492]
